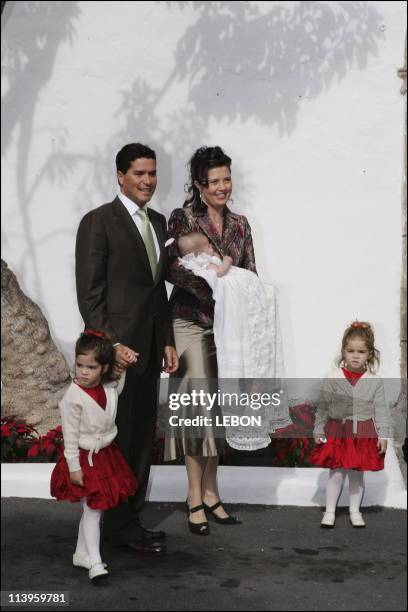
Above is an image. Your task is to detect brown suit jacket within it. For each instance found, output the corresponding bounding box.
[76,197,174,373]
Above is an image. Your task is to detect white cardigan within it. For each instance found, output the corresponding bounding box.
[59,373,125,472]
[313,368,391,438]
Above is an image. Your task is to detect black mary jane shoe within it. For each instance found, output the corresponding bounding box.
[186,502,210,536]
[202,501,242,525]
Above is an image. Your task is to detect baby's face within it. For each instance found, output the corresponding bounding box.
[202,241,215,256]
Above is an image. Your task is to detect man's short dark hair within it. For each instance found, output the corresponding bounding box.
[116,143,156,174]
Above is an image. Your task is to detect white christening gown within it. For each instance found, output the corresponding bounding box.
[178,253,292,450]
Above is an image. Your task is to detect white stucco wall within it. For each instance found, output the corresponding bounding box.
[1,1,406,378]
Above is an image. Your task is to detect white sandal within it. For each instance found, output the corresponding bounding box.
[321,512,336,528]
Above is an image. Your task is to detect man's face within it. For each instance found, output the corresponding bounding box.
[118,157,157,206]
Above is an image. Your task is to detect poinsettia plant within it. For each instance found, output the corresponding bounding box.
[270,403,317,467]
[1,417,39,462]
[27,425,64,461]
[1,416,63,463]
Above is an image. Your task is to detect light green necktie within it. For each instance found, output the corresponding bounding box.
[136,208,158,278]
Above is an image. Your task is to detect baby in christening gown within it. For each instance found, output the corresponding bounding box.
[177,232,292,451]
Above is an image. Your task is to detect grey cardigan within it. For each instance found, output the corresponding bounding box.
[313,368,391,438]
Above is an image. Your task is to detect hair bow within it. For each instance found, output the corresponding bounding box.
[82,329,106,338]
[350,321,370,329]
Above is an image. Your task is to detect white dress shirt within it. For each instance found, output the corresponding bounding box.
[117,191,161,261]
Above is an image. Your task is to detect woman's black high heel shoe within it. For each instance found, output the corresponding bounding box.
[186,502,210,535]
[202,501,242,525]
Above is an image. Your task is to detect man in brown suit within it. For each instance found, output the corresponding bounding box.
[76,143,178,554]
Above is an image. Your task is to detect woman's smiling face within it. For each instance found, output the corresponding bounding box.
[196,166,232,209]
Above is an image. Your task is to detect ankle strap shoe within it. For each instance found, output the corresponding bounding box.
[186,501,210,535]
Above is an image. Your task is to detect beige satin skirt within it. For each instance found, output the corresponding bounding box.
[164,318,226,460]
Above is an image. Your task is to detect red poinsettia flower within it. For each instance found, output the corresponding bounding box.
[15,423,30,434]
[1,423,12,437]
[27,441,41,458]
[42,438,56,455]
[293,406,314,428]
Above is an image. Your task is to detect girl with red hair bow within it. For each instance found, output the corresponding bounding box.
[51,331,138,583]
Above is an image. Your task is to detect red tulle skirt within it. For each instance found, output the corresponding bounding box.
[309,419,384,472]
[50,442,138,510]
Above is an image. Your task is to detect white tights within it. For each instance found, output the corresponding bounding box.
[325,469,365,513]
[74,499,103,565]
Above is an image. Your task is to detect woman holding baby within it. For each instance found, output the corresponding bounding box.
[164,146,257,535]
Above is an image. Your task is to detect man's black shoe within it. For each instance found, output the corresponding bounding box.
[117,538,167,555]
[141,526,166,542]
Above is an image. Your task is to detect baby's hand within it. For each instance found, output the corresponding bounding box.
[377,438,387,454]
[216,256,233,277]
[314,436,327,444]
[70,469,84,487]
[206,263,219,273]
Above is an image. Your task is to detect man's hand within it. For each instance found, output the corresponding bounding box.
[70,469,84,487]
[377,438,388,454]
[114,344,139,368]
[162,346,179,374]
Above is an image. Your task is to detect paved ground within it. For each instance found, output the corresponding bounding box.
[1,499,406,611]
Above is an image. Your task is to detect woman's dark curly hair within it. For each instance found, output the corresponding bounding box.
[183,146,232,210]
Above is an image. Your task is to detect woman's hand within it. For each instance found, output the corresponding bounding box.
[70,469,84,487]
[377,438,388,454]
[314,436,327,444]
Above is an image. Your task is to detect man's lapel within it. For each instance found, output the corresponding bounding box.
[112,197,152,275]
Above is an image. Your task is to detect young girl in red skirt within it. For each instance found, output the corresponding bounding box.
[51,331,138,583]
[310,321,390,529]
